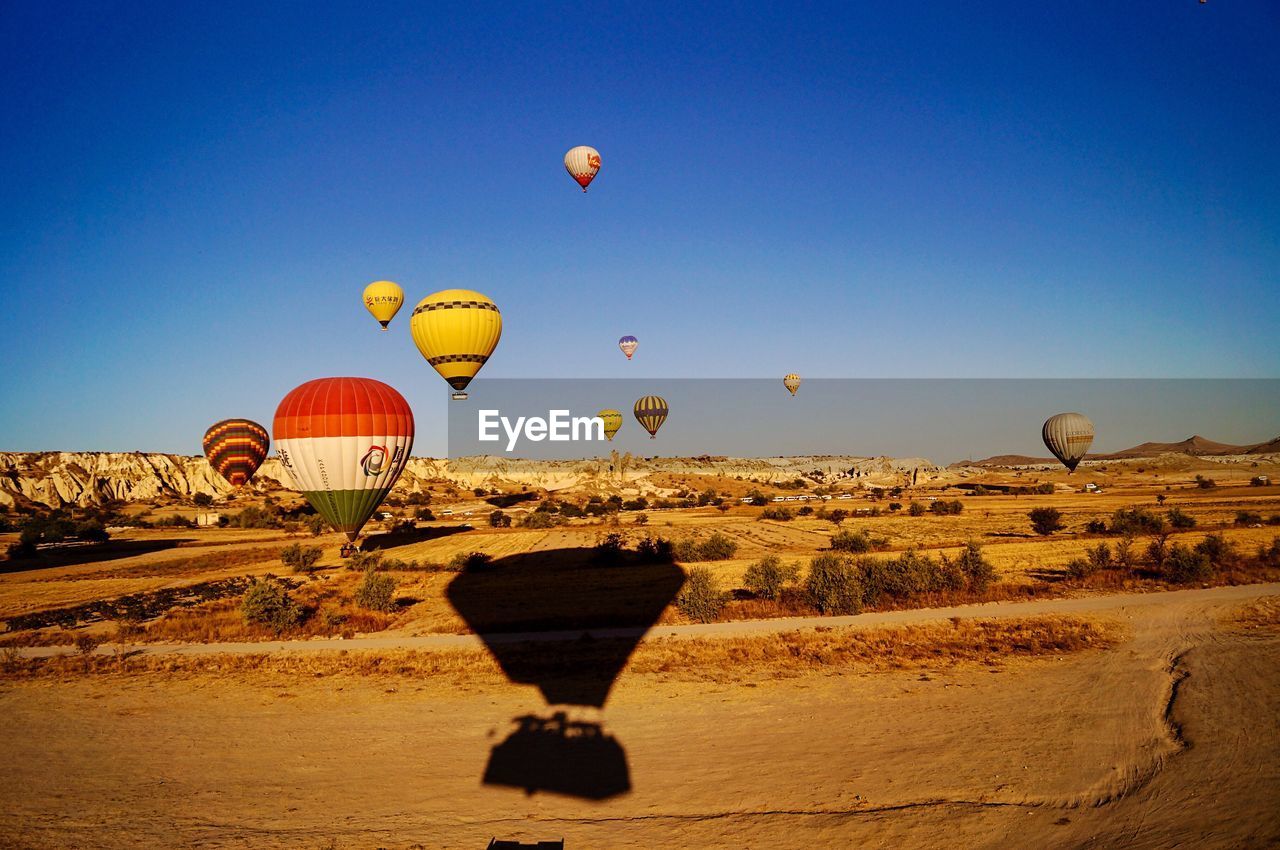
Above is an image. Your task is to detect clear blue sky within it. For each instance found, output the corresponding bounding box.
[1,1,1277,456]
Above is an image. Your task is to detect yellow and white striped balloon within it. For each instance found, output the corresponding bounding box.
[564,145,601,192]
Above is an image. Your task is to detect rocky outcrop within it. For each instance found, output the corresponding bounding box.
[0,451,944,509]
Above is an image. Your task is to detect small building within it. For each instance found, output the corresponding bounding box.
[195,512,222,527]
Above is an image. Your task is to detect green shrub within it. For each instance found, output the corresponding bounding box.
[1028,507,1063,536]
[1110,507,1165,535]
[677,567,725,623]
[929,499,964,516]
[1086,542,1112,571]
[675,532,738,562]
[1235,511,1263,526]
[742,555,800,601]
[304,514,329,536]
[354,569,397,612]
[1066,557,1095,580]
[280,543,324,573]
[520,511,558,528]
[1085,519,1109,534]
[1194,533,1235,570]
[450,551,494,571]
[344,549,381,572]
[805,553,863,615]
[1166,508,1196,529]
[907,502,926,517]
[829,528,885,553]
[760,506,794,521]
[591,533,627,566]
[1256,537,1280,568]
[1164,544,1212,584]
[489,510,511,528]
[241,578,302,632]
[948,541,995,592]
[1195,475,1216,489]
[636,536,675,563]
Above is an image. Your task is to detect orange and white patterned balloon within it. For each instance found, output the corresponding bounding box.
[564,145,601,192]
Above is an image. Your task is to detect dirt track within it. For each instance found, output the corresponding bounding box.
[2,584,1278,848]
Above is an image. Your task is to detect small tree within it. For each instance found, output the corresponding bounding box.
[677,567,725,623]
[742,555,800,601]
[1028,507,1064,536]
[828,508,849,525]
[489,510,511,528]
[1164,544,1212,584]
[591,532,627,566]
[907,502,926,517]
[355,569,397,612]
[805,553,864,615]
[1167,508,1196,529]
[193,493,214,507]
[241,578,302,632]
[304,514,328,537]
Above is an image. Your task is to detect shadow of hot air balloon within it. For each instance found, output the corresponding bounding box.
[446,547,684,800]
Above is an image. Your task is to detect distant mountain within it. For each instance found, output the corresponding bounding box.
[967,433,1280,468]
[1103,435,1248,458]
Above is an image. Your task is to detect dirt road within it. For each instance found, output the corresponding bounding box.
[2,584,1278,848]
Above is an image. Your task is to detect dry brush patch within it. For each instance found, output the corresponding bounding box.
[1225,596,1280,633]
[0,615,1117,683]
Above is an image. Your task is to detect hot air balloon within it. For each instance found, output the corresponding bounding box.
[633,396,668,439]
[597,409,623,441]
[363,280,404,330]
[1042,412,1094,473]
[565,145,601,192]
[410,289,502,400]
[202,419,270,488]
[618,335,638,360]
[783,374,802,397]
[273,377,415,542]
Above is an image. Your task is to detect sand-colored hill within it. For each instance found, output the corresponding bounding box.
[0,451,944,509]
[968,434,1280,468]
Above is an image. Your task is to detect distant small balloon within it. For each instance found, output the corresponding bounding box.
[363,281,404,330]
[783,374,802,397]
[618,335,638,360]
[203,419,270,488]
[565,145,601,192]
[1042,412,1095,473]
[634,396,668,439]
[597,409,623,441]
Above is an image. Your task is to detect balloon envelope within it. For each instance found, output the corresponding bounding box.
[363,280,404,330]
[618,336,638,360]
[634,396,669,439]
[597,409,623,441]
[273,377,415,540]
[783,374,802,396]
[1042,412,1095,472]
[565,145,601,192]
[410,289,502,397]
[203,419,270,488]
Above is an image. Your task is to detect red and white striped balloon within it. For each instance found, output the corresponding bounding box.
[564,145,601,192]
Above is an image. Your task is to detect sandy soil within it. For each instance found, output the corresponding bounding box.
[2,586,1277,848]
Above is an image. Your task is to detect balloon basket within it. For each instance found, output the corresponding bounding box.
[451,391,469,401]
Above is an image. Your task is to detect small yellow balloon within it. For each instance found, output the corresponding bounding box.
[783,373,802,396]
[363,281,404,330]
[597,409,623,441]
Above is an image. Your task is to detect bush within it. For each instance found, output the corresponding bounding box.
[805,553,863,615]
[591,533,627,566]
[948,541,995,592]
[229,505,281,529]
[1194,475,1216,489]
[415,507,436,521]
[193,493,213,507]
[929,499,964,516]
[241,578,302,632]
[1066,557,1095,580]
[1086,542,1112,571]
[1235,511,1263,526]
[450,551,494,571]
[344,549,381,571]
[675,532,738,562]
[1256,537,1280,568]
[798,505,814,517]
[1085,519,1109,534]
[354,569,397,612]
[280,543,323,573]
[1110,507,1165,535]
[760,506,794,521]
[677,567,725,623]
[1251,476,1269,487]
[1164,544,1212,584]
[75,519,110,543]
[520,511,559,528]
[1028,507,1064,536]
[742,555,800,601]
[827,509,849,525]
[489,510,511,528]
[1166,508,1196,529]
[636,536,675,563]
[304,514,329,536]
[907,502,926,517]
[1194,533,1235,570]
[830,528,886,553]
